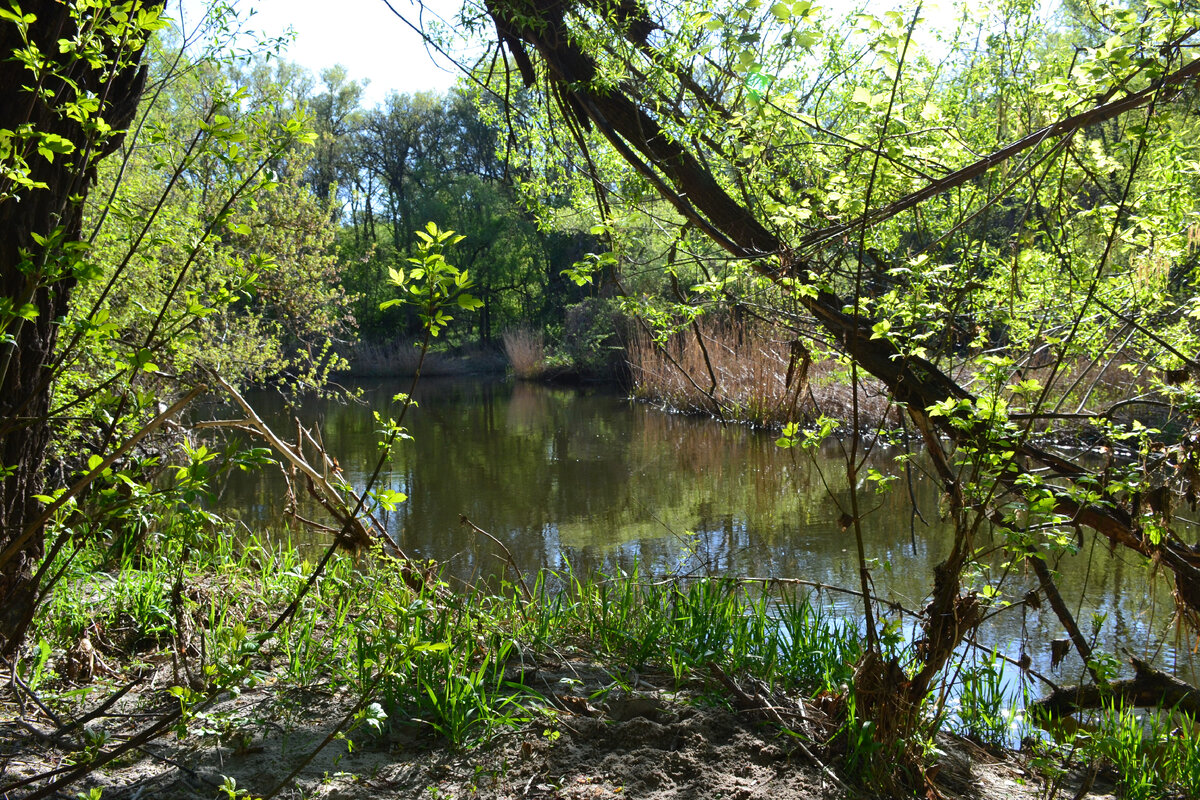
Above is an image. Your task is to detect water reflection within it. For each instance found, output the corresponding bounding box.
[216,378,1196,684]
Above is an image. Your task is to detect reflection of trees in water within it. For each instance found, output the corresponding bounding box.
[217,379,1195,680]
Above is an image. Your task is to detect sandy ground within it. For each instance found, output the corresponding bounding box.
[1,659,1117,800]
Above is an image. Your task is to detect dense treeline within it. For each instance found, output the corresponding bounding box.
[91,36,610,367]
[306,78,556,342]
[223,62,598,348]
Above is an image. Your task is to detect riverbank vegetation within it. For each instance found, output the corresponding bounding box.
[4,0,1200,797]
[10,522,1199,799]
[626,318,898,429]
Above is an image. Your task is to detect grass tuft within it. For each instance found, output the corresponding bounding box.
[502,327,546,379]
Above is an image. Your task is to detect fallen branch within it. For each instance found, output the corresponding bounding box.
[1029,555,1100,685]
[202,375,379,552]
[1031,657,1200,717]
[3,654,65,728]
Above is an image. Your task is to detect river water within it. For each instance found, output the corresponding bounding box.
[215,377,1197,690]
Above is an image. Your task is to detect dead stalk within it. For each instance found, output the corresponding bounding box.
[199,374,383,552]
[460,514,535,606]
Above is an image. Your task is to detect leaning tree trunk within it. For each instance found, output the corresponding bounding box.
[481,0,1200,750]
[0,1,157,656]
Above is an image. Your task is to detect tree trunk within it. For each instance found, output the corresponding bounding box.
[0,1,156,656]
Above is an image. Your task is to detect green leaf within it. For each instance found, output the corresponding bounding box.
[457,293,484,311]
[0,7,37,25]
[38,133,74,154]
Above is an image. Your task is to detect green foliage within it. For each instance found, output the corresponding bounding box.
[10,8,363,646]
[321,87,563,345]
[1063,703,1200,800]
[458,0,1200,786]
[16,0,1200,793]
[381,222,480,338]
[63,28,352,405]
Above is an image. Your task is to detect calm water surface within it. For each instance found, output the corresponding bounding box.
[217,377,1196,687]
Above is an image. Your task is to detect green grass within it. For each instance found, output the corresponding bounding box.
[1070,703,1200,800]
[28,528,861,747]
[953,649,1022,748]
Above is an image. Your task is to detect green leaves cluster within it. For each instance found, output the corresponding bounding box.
[382,222,482,337]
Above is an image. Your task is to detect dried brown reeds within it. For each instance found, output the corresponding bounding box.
[344,340,450,377]
[626,319,897,430]
[502,327,546,379]
[343,340,509,377]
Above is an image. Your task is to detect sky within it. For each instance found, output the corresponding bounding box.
[173,0,956,109]
[175,0,467,106]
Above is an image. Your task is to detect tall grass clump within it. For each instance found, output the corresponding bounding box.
[345,340,451,376]
[345,340,508,377]
[1066,704,1200,800]
[502,327,546,379]
[524,570,862,693]
[952,649,1021,748]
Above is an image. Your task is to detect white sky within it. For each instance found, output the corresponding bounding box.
[171,0,968,109]
[175,0,466,106]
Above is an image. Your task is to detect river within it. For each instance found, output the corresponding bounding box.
[215,376,1197,691]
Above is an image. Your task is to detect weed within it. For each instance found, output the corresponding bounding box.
[955,649,1019,748]
[502,328,546,379]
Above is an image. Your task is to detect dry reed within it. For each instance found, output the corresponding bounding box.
[502,327,546,379]
[626,319,896,430]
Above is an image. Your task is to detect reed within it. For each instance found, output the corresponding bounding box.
[1066,702,1200,800]
[626,319,896,429]
[502,327,546,379]
[344,340,453,377]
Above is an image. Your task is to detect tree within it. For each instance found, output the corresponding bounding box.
[0,1,336,658]
[72,42,350,392]
[320,86,560,343]
[474,0,1200,777]
[307,65,366,206]
[0,0,163,656]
